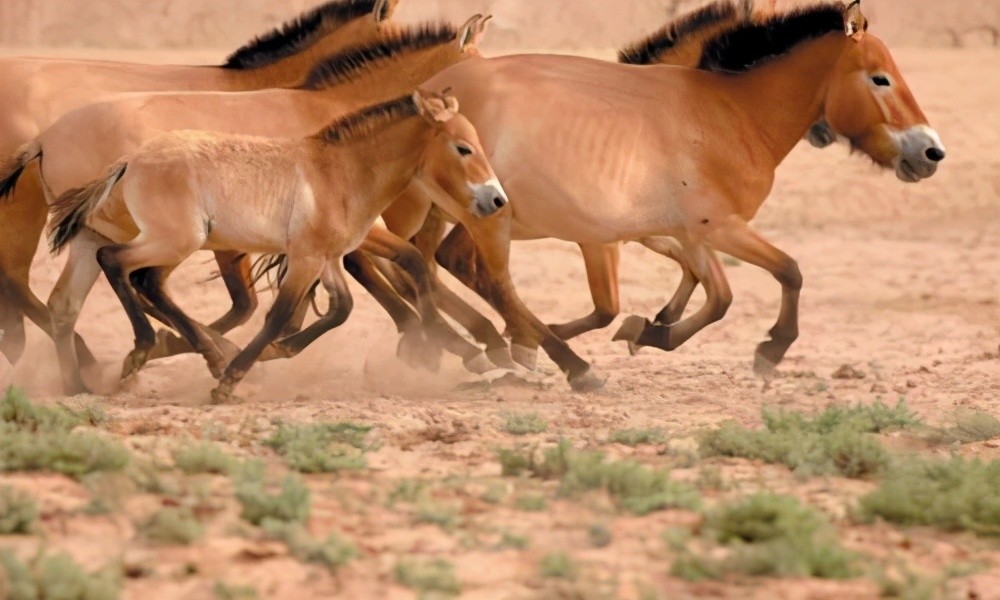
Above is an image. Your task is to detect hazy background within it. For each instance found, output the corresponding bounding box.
[1,0,998,53]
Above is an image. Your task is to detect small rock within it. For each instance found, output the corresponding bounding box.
[906,379,918,388]
[870,383,889,394]
[832,364,866,380]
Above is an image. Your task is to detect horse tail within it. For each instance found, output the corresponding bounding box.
[48,161,127,254]
[0,140,42,200]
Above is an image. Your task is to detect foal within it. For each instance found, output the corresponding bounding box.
[48,91,507,402]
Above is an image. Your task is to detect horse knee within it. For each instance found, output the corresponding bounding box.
[593,308,618,329]
[329,287,354,328]
[395,246,427,281]
[709,288,733,323]
[776,260,802,290]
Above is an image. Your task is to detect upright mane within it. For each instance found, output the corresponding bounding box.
[618,1,740,65]
[224,0,382,70]
[698,2,846,73]
[318,94,420,144]
[302,22,458,89]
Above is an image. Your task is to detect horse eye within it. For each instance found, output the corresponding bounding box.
[871,75,891,87]
[456,144,474,157]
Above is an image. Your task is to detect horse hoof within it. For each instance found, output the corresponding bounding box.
[612,315,648,343]
[753,339,791,377]
[397,333,441,372]
[462,351,494,375]
[210,383,237,405]
[120,348,150,380]
[511,344,538,371]
[486,346,517,370]
[569,368,606,393]
[627,341,641,357]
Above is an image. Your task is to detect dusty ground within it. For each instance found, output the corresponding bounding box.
[0,40,998,600]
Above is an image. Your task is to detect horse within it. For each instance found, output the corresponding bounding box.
[389,0,945,382]
[0,18,493,394]
[46,90,508,403]
[0,0,400,369]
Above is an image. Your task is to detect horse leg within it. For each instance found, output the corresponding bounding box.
[614,242,732,353]
[343,250,434,370]
[47,228,110,394]
[362,227,490,372]
[213,256,323,403]
[445,220,602,391]
[548,243,620,340]
[130,266,238,379]
[146,251,258,360]
[95,245,160,382]
[705,219,802,375]
[640,236,700,326]
[269,258,354,358]
[0,293,26,366]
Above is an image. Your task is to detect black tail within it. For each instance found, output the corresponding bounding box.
[48,162,127,254]
[0,141,42,200]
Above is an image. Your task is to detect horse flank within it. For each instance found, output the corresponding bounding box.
[301,22,458,89]
[224,0,384,70]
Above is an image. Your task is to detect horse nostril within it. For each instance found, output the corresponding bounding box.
[925,147,945,162]
[493,196,506,209]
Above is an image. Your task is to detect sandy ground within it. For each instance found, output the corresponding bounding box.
[0,41,998,600]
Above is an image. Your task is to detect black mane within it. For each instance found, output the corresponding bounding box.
[618,1,740,65]
[224,0,381,70]
[318,94,419,144]
[302,22,457,89]
[699,2,846,73]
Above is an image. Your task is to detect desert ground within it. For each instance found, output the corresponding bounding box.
[1,2,999,599]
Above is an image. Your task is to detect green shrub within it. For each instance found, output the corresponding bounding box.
[1,388,81,432]
[588,524,613,548]
[395,558,461,596]
[671,494,857,580]
[945,411,1000,444]
[140,507,204,545]
[0,485,37,534]
[264,422,370,473]
[539,552,577,580]
[609,428,666,446]
[235,473,310,525]
[700,402,913,478]
[213,582,258,600]
[0,424,129,479]
[173,442,236,475]
[1,549,120,600]
[860,456,1000,535]
[502,412,548,435]
[414,503,458,531]
[497,531,530,550]
[262,520,356,573]
[514,494,547,512]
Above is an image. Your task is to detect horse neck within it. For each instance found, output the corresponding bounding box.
[724,35,850,165]
[320,118,433,215]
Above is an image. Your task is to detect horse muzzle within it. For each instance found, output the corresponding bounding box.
[469,178,509,217]
[894,125,946,183]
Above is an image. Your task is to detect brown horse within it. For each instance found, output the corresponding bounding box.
[0,0,399,367]
[0,18,493,393]
[396,0,945,380]
[47,91,508,402]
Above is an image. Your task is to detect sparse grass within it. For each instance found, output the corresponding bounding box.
[262,520,356,573]
[937,410,1000,444]
[588,524,613,548]
[0,549,120,600]
[540,552,578,580]
[502,412,548,436]
[395,558,461,597]
[264,421,371,473]
[859,456,1000,535]
[700,401,918,478]
[414,503,458,531]
[0,485,37,534]
[235,472,310,525]
[0,389,129,479]
[497,531,530,550]
[140,507,204,545]
[173,442,237,475]
[497,440,699,515]
[480,482,509,505]
[608,428,666,446]
[387,479,427,507]
[213,581,259,600]
[672,494,857,581]
[514,494,547,512]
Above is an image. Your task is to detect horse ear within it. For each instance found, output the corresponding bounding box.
[459,14,492,51]
[373,0,399,24]
[844,0,866,41]
[457,14,483,49]
[414,90,457,123]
